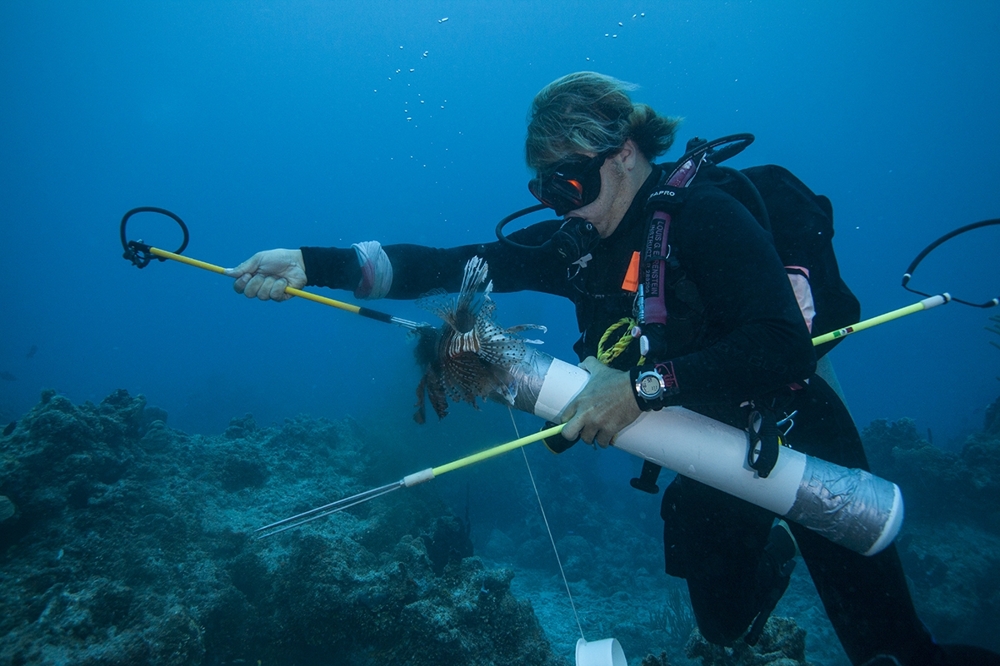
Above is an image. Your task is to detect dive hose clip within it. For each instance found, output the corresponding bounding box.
[776,410,798,439]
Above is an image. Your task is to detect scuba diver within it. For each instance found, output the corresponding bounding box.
[225,72,1000,665]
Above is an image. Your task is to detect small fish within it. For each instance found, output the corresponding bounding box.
[26,345,37,359]
[438,17,449,23]
[2,421,14,436]
[0,371,16,381]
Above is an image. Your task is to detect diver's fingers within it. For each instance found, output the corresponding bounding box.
[561,410,583,442]
[594,428,614,449]
[578,420,609,448]
[242,274,259,298]
[243,274,269,300]
[578,356,604,373]
[228,253,264,296]
[579,422,599,446]
[253,276,284,302]
[563,410,607,448]
[266,276,291,301]
[228,250,303,301]
[225,253,264,280]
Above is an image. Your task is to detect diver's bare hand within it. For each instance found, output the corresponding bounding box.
[560,356,641,448]
[224,249,307,302]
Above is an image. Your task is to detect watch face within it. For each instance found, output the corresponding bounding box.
[639,373,662,398]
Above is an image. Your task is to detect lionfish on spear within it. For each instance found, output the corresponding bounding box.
[412,257,546,423]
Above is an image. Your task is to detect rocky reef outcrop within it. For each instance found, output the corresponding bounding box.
[862,414,1000,530]
[4,386,998,665]
[861,397,1000,653]
[0,389,563,666]
[684,616,812,666]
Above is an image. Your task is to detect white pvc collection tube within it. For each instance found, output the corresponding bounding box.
[517,353,903,557]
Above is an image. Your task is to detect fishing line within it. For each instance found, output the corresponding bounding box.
[507,406,586,643]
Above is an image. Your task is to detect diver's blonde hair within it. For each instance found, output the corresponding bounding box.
[525,72,680,172]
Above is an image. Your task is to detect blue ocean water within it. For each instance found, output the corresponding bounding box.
[2,2,998,440]
[1,2,999,663]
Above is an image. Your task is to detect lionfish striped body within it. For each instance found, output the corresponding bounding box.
[412,257,545,423]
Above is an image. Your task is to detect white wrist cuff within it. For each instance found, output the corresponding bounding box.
[352,240,393,300]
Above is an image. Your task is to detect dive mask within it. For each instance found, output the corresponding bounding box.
[528,150,614,217]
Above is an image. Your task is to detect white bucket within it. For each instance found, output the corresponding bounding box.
[575,637,627,666]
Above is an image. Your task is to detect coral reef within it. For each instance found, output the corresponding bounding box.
[4,385,999,665]
[640,651,672,666]
[862,411,1000,653]
[685,616,811,666]
[0,390,564,666]
[985,395,1000,437]
[987,314,1000,381]
[862,414,1000,530]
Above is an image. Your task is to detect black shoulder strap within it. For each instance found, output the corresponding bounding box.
[639,157,705,329]
[639,135,755,337]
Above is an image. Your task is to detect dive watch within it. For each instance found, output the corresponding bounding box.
[634,369,666,410]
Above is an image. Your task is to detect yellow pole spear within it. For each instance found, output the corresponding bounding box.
[142,246,428,331]
[811,294,951,347]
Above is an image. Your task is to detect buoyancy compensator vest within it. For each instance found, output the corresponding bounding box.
[631,135,862,481]
[635,134,860,363]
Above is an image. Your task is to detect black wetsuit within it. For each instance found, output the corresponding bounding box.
[301,166,946,665]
